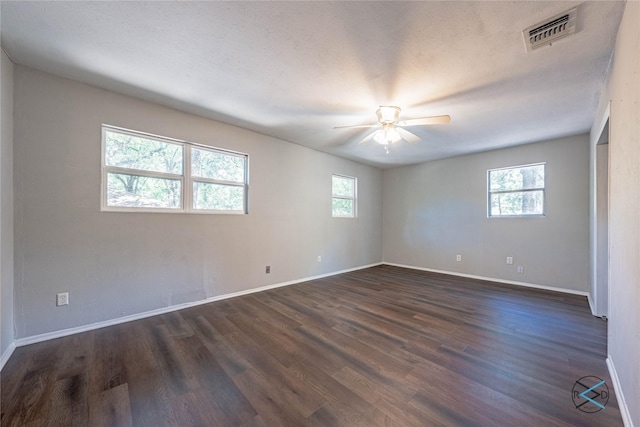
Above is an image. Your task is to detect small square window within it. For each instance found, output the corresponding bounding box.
[488,163,545,217]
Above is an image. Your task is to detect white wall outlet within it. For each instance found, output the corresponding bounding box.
[317,256,322,263]
[56,292,69,306]
[506,257,514,265]
[265,265,271,274]
[456,254,462,262]
[517,265,524,274]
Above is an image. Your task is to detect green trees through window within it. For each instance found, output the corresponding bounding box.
[332,174,356,217]
[191,147,246,211]
[102,126,248,213]
[488,163,545,217]
[105,131,183,209]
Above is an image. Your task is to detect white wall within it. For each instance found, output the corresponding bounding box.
[591,2,640,425]
[1,49,15,365]
[383,134,590,293]
[13,66,383,339]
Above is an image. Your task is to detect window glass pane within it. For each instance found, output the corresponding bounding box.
[105,130,183,174]
[332,176,354,197]
[102,126,249,214]
[489,164,544,191]
[490,190,544,216]
[107,173,181,208]
[193,182,245,211]
[332,198,354,217]
[191,148,245,182]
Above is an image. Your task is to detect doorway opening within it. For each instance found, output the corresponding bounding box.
[594,119,609,317]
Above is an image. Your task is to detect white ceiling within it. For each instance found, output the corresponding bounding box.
[0,1,625,168]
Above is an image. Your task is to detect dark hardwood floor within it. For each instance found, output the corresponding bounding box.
[1,265,623,426]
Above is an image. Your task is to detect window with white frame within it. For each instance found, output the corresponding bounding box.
[332,174,356,217]
[488,163,545,217]
[102,126,248,213]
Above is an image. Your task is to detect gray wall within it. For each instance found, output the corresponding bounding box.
[383,134,590,293]
[1,49,15,361]
[594,142,608,316]
[591,2,640,425]
[13,66,383,339]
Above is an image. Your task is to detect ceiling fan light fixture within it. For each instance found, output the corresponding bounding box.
[373,124,401,145]
[376,106,401,125]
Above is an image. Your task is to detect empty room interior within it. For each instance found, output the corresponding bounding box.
[0,1,638,426]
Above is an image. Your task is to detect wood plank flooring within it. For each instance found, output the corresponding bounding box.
[1,265,623,426]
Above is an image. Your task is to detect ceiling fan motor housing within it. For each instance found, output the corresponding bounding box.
[376,106,401,125]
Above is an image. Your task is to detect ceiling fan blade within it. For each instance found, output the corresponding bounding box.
[333,123,378,129]
[396,127,421,143]
[359,131,376,144]
[398,115,451,126]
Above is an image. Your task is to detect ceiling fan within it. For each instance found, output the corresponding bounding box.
[334,106,450,153]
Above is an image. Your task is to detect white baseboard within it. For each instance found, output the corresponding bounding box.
[15,262,383,347]
[0,341,16,371]
[607,356,634,427]
[383,262,590,297]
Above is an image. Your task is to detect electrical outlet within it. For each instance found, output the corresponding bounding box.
[56,292,69,306]
[265,265,271,274]
[506,257,513,265]
[456,254,462,262]
[517,265,524,274]
[317,256,322,263]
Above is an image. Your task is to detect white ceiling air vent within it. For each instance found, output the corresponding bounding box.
[523,7,577,52]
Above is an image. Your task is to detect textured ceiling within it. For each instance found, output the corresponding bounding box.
[0,1,625,168]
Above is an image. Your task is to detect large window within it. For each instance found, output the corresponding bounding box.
[102,126,248,213]
[332,174,356,217]
[488,163,545,217]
